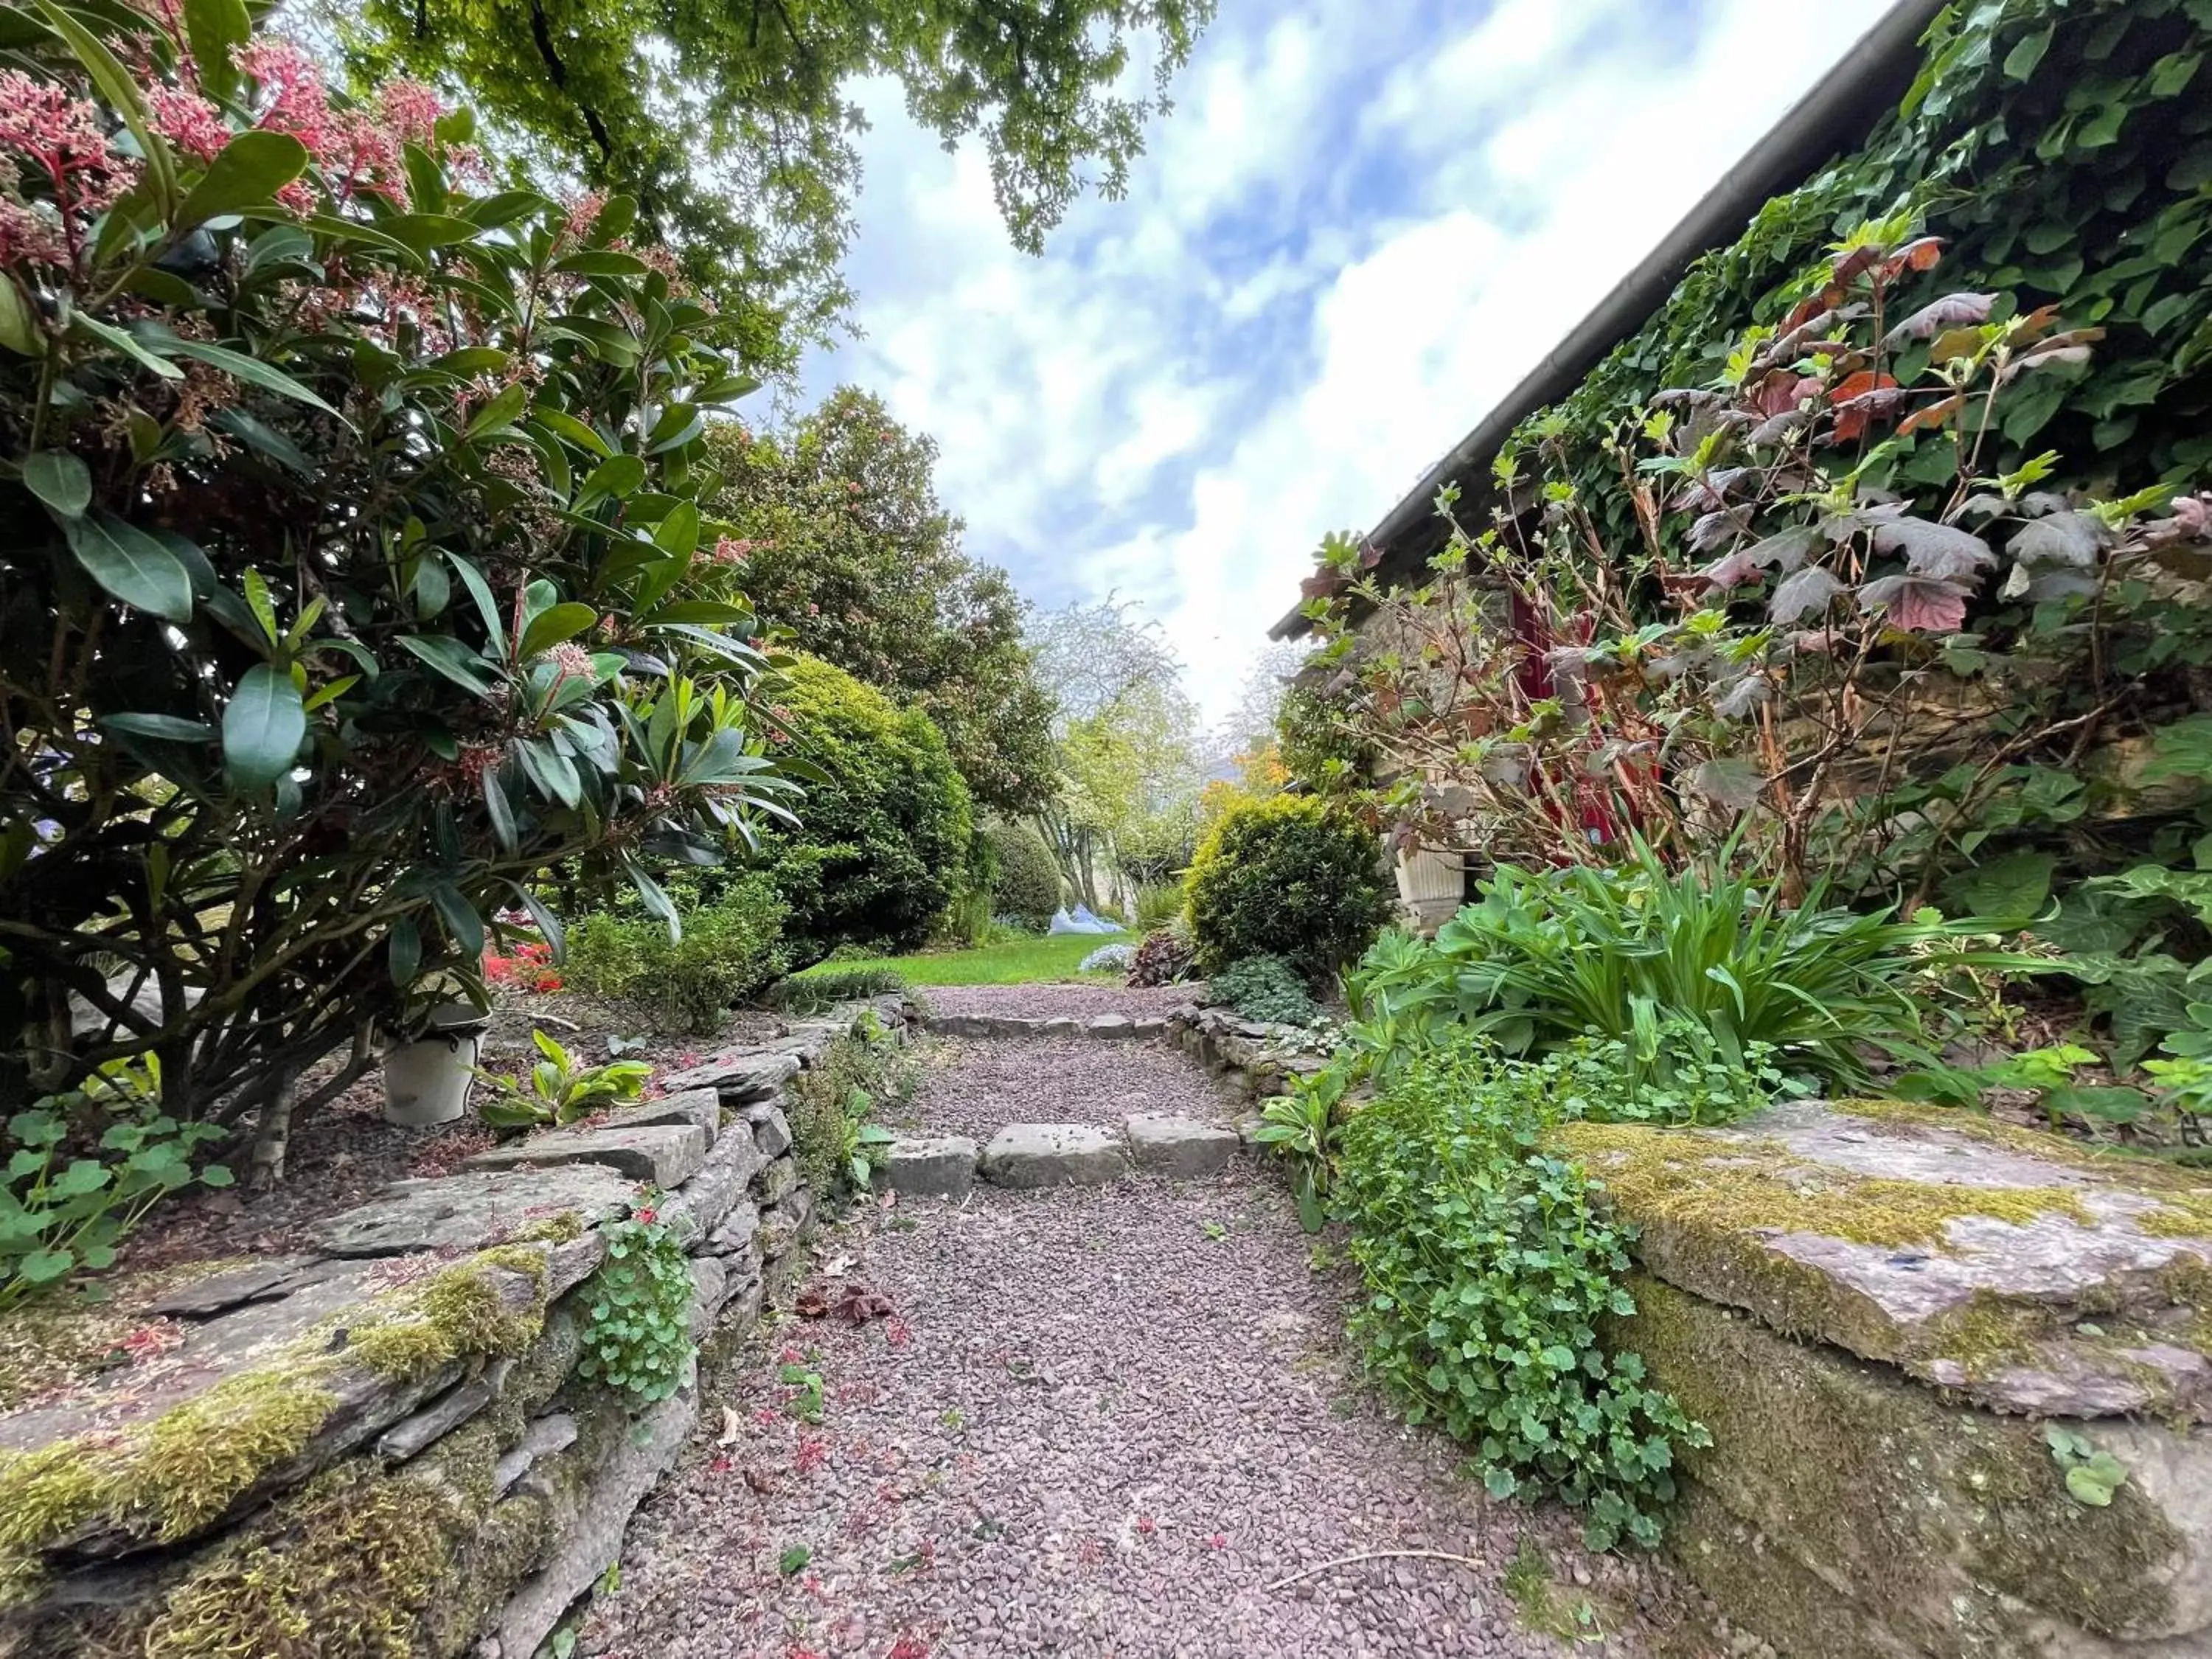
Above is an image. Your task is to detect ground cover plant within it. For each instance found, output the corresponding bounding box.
[576,1197,694,1405]
[0,7,796,1159]
[1332,1034,1714,1550]
[473,1030,651,1130]
[786,1015,914,1200]
[1208,954,1324,1028]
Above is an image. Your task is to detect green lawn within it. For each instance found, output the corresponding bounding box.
[797,931,1129,986]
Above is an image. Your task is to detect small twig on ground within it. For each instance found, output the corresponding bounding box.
[1263,1548,1486,1593]
[529,1012,582,1032]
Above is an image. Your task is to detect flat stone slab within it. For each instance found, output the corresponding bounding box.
[880,1135,979,1200]
[312,1166,637,1257]
[655,1048,800,1102]
[981,1124,1127,1189]
[1086,1015,1135,1039]
[604,1086,719,1145]
[1125,1114,1239,1178]
[1560,1099,2212,1420]
[466,1121,707,1189]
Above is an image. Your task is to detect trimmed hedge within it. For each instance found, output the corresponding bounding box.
[763,657,973,961]
[1185,796,1394,981]
[982,818,1062,929]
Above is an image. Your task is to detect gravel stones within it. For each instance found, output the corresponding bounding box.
[919,981,1206,1023]
[465,1120,709,1188]
[981,1124,1128,1188]
[903,1035,1242,1143]
[585,1152,1686,1658]
[880,1135,980,1200]
[1125,1113,1240,1178]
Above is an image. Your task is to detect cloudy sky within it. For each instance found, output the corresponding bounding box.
[799,0,1898,723]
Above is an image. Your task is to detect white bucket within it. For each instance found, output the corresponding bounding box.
[381,1027,481,1127]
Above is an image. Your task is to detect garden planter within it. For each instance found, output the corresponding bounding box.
[382,1004,492,1127]
[1393,846,1464,929]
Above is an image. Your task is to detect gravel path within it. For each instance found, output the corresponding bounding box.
[585,1034,1697,1659]
[892,1037,1244,1141]
[918,981,1202,1022]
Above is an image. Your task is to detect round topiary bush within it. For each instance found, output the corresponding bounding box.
[983,819,1062,930]
[764,657,974,960]
[1185,796,1394,981]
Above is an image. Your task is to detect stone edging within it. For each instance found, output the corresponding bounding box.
[0,995,910,1659]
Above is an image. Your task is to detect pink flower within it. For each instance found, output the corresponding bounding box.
[1204,1534,1226,1550]
[237,39,330,150]
[0,69,131,268]
[378,79,442,147]
[633,1206,658,1225]
[148,85,229,163]
[710,536,754,566]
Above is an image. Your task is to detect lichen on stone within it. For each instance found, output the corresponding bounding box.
[1554,1120,2098,1247]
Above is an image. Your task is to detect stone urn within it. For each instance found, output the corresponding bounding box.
[381,1003,492,1127]
[1393,845,1465,931]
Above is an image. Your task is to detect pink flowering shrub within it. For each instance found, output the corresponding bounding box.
[0,6,800,1133]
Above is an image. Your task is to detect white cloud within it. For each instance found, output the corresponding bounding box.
[803,0,1898,722]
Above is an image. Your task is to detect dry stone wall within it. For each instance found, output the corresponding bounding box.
[0,995,909,1659]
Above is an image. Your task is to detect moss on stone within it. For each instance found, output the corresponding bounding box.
[1556,1121,2096,1247]
[0,1244,556,1587]
[342,1248,550,1385]
[1832,1099,2212,1238]
[0,1257,258,1413]
[1624,1278,2185,1658]
[511,1211,586,1245]
[140,1459,462,1659]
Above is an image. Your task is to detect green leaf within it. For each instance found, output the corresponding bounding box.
[24,451,91,518]
[554,248,651,277]
[222,663,306,788]
[69,311,184,380]
[182,0,250,100]
[465,381,529,439]
[518,602,599,661]
[777,1545,811,1576]
[100,712,214,742]
[160,337,348,422]
[578,454,647,506]
[378,213,484,256]
[0,277,39,355]
[387,914,422,987]
[175,131,310,228]
[481,765,518,852]
[64,513,194,622]
[17,1248,74,1285]
[198,1164,234,1189]
[396,634,497,695]
[431,884,484,958]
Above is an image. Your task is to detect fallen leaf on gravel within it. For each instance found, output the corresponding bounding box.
[743,1463,783,1495]
[718,1406,742,1445]
[832,1282,896,1324]
[794,1284,832,1318]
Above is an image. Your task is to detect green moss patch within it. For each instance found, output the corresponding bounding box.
[0,1246,553,1598]
[1556,1121,2097,1248]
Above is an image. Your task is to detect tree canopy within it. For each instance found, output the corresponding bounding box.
[324,0,1216,369]
[707,387,1056,814]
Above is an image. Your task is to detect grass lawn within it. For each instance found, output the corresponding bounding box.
[796,931,1129,986]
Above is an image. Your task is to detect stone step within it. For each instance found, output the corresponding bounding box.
[1124,1114,1240,1178]
[881,1135,981,1200]
[980,1124,1128,1189]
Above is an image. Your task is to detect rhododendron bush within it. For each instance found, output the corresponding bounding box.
[0,0,799,1156]
[1298,226,2212,905]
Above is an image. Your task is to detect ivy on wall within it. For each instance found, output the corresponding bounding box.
[1516,0,2212,550]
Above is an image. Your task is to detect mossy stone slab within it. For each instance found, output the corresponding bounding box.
[1624,1277,2212,1659]
[313,1166,634,1260]
[1560,1099,2212,1420]
[654,1046,800,1103]
[464,1121,707,1189]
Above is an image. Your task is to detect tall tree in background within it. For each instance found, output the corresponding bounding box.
[319,0,1216,369]
[707,389,1056,815]
[1029,598,1200,903]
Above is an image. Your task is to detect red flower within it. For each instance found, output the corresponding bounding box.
[634,1206,658,1225]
